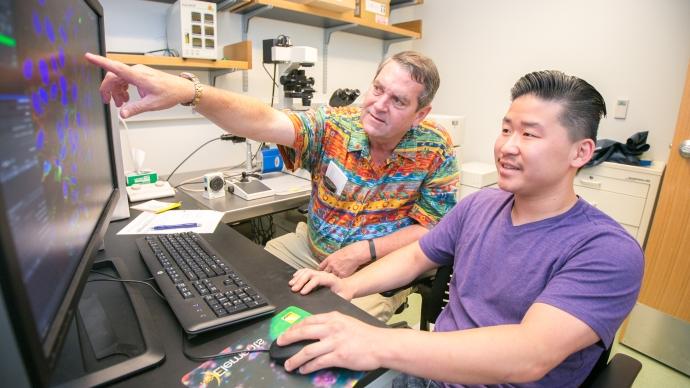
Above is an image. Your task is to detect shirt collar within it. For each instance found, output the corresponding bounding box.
[348,121,418,161]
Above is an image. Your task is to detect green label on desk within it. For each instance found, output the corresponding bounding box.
[269,305,312,340]
[181,311,364,388]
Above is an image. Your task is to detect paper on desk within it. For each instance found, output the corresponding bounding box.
[130,199,179,213]
[117,210,224,235]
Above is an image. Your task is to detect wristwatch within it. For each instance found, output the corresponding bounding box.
[367,239,377,261]
[179,72,203,107]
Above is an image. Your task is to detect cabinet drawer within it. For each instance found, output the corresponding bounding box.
[575,186,645,226]
[575,173,650,198]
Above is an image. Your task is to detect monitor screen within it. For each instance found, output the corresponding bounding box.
[0,0,117,385]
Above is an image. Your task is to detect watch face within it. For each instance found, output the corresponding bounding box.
[209,176,224,191]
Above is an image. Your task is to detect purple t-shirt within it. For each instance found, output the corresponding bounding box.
[419,189,644,388]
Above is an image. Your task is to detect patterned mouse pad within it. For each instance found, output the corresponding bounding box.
[181,306,365,388]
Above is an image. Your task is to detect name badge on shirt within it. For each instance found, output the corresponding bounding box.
[325,161,348,196]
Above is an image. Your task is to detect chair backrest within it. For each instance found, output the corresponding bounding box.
[418,265,452,331]
[580,343,612,387]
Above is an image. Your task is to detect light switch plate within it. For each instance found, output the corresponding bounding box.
[614,99,629,119]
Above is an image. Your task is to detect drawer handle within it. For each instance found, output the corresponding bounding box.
[627,177,651,183]
[579,179,602,189]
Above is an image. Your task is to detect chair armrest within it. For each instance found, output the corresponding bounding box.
[379,269,437,297]
[587,353,642,388]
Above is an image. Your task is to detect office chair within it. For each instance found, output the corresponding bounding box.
[409,265,642,387]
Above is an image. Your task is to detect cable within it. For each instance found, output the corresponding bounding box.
[87,278,166,301]
[166,137,221,184]
[145,48,179,57]
[181,329,269,361]
[90,269,154,282]
[174,180,203,188]
[262,62,280,90]
[272,64,277,107]
[250,214,274,245]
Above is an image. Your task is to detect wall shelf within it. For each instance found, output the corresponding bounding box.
[227,0,421,92]
[105,53,250,71]
[231,0,421,41]
[106,41,252,86]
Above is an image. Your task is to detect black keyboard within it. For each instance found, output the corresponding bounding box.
[136,232,275,334]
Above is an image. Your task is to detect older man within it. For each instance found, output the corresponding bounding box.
[85,51,458,321]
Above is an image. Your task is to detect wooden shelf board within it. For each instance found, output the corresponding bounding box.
[105,53,250,70]
[234,0,421,40]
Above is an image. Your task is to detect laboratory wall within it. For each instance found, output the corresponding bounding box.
[100,0,690,176]
[409,0,690,164]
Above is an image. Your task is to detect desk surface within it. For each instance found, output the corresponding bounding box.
[79,195,386,387]
[172,170,311,224]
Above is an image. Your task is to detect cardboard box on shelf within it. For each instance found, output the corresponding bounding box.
[308,0,355,13]
[355,0,390,25]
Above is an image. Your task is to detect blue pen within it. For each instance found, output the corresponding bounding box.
[152,222,200,231]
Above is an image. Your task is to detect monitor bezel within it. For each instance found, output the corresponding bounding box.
[0,0,120,386]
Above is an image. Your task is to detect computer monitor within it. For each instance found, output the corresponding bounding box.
[0,0,119,386]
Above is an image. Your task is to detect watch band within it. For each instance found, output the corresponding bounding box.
[179,72,203,107]
[367,239,377,261]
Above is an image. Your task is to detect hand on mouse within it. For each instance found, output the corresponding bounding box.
[288,268,355,300]
[278,311,387,374]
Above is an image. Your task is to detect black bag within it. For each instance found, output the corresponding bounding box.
[585,131,650,167]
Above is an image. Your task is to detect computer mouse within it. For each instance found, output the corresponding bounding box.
[268,339,318,365]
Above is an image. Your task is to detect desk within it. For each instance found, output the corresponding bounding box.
[173,170,311,224]
[57,193,390,387]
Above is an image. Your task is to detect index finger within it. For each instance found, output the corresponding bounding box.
[84,52,138,82]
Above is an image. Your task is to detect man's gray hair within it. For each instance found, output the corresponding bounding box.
[374,51,440,110]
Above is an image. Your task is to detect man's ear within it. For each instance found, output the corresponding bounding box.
[413,104,432,127]
[572,138,595,168]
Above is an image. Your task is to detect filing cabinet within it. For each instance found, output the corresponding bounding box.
[574,161,665,246]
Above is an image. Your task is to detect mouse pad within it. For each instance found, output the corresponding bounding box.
[181,306,365,388]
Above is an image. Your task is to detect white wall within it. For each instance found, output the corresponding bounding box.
[101,0,690,174]
[409,0,690,164]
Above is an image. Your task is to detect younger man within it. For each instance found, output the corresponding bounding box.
[280,70,644,387]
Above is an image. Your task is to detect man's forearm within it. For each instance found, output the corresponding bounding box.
[375,324,552,384]
[345,241,437,299]
[370,224,428,259]
[194,85,296,146]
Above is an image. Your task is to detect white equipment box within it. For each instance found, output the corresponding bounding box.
[461,162,498,189]
[231,180,275,201]
[426,114,465,150]
[126,181,176,202]
[167,0,217,60]
[458,162,498,200]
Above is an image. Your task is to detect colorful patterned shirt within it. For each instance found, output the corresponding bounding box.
[278,105,459,261]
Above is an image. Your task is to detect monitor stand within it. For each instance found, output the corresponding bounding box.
[50,257,165,387]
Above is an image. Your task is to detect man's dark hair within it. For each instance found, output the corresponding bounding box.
[511,70,607,142]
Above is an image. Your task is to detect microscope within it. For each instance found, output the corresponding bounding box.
[226,37,317,201]
[262,35,317,110]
